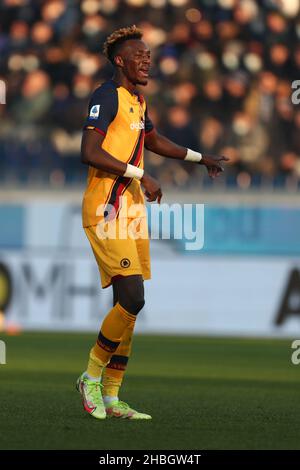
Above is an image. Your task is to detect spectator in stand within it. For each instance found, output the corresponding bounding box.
[0,0,299,189]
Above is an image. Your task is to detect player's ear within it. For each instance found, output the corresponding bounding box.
[114,55,124,67]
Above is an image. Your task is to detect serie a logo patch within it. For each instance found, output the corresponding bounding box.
[120,258,131,268]
[89,104,100,119]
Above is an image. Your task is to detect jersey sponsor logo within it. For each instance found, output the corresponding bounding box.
[89,104,100,119]
[130,121,145,131]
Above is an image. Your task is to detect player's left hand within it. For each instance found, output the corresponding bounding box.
[200,155,229,179]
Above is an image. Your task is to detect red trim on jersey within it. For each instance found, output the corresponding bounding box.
[84,126,106,136]
[104,129,145,221]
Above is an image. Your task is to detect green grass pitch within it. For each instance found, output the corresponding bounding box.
[0,332,300,450]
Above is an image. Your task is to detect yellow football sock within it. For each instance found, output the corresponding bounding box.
[87,302,136,379]
[86,348,108,379]
[102,322,134,397]
[102,371,123,398]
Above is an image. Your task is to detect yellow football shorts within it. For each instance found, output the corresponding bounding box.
[84,218,151,288]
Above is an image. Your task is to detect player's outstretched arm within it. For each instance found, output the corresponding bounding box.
[81,129,162,202]
[145,129,229,178]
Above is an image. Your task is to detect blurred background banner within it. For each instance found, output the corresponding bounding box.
[0,0,300,336]
[1,199,300,336]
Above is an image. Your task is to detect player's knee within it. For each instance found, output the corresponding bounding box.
[119,293,145,315]
[114,275,145,315]
[132,297,145,315]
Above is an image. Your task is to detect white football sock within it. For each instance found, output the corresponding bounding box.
[103,395,119,405]
[84,371,101,382]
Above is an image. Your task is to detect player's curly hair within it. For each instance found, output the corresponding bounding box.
[103,25,143,64]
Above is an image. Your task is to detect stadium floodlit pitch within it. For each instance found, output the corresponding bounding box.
[0,332,300,450]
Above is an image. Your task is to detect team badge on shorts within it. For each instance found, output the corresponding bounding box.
[120,258,131,268]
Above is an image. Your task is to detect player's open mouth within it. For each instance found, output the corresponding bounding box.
[139,70,149,78]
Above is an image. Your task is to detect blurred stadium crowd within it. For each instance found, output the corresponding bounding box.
[0,0,299,190]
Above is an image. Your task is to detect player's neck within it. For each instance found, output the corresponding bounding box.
[112,72,136,95]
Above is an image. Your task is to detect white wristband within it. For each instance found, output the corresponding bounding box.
[185,148,202,162]
[123,163,144,180]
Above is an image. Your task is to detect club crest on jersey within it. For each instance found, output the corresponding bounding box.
[120,258,131,268]
[89,105,100,119]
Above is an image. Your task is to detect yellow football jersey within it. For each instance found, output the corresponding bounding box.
[82,80,154,228]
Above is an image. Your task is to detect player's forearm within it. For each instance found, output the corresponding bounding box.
[81,134,145,179]
[145,131,187,160]
[83,147,128,176]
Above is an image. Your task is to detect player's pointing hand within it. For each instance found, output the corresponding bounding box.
[200,155,230,179]
[141,173,162,203]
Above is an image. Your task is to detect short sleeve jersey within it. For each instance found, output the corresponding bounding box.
[82,79,154,227]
